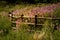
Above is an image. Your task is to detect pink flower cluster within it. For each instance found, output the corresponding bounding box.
[31,3,60,16]
[12,3,60,17]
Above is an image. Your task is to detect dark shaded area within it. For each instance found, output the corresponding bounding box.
[0,0,60,5]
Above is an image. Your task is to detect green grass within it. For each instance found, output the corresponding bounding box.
[0,3,60,40]
[53,30,60,40]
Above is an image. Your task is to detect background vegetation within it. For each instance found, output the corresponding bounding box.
[0,0,60,4]
[0,0,60,40]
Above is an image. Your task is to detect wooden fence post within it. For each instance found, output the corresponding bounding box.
[21,14,24,22]
[9,11,13,21]
[8,11,16,27]
[8,11,13,21]
[35,15,37,27]
[8,12,12,17]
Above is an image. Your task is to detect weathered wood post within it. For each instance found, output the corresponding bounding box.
[35,15,37,30]
[8,10,16,27]
[8,11,12,17]
[8,11,12,22]
[21,14,24,22]
[8,10,14,22]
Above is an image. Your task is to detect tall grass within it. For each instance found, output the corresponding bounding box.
[0,3,60,40]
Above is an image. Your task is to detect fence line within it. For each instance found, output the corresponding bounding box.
[8,13,60,31]
[10,14,60,25]
[12,16,60,19]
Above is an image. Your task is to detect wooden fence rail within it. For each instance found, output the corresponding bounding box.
[12,15,60,19]
[9,14,60,25]
[8,13,60,31]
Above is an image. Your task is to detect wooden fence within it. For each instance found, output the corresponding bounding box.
[8,13,60,31]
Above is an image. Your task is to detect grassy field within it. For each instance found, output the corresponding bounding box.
[0,3,60,40]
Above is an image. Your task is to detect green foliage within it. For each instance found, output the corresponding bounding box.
[0,23,34,40]
[0,16,11,30]
[0,15,11,36]
[0,2,60,40]
[53,30,60,40]
[53,7,60,18]
[41,20,54,40]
